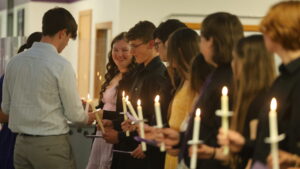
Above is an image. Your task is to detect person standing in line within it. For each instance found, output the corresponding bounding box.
[86,32,137,169]
[1,7,94,169]
[0,31,42,169]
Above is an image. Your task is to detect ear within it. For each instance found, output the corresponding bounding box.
[148,40,155,49]
[57,29,67,39]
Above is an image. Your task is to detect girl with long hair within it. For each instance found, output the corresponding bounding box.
[86,32,137,169]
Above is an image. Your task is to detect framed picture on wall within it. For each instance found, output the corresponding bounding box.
[17,8,25,36]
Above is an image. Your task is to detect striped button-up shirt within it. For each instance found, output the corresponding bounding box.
[1,42,88,135]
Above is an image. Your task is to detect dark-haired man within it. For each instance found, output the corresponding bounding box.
[153,19,187,62]
[1,7,94,169]
[113,21,172,169]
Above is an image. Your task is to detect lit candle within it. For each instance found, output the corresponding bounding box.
[99,75,102,81]
[221,86,229,155]
[126,97,139,120]
[154,95,165,151]
[137,99,147,151]
[190,108,201,169]
[269,98,279,169]
[122,92,130,136]
[84,94,92,114]
[97,71,100,76]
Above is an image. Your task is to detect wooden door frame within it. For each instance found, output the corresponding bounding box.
[93,21,112,99]
[77,9,92,98]
[184,22,259,32]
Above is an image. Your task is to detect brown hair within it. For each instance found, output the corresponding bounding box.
[190,54,213,93]
[231,35,276,134]
[98,32,137,106]
[260,1,300,50]
[167,28,199,88]
[126,21,156,43]
[201,12,244,66]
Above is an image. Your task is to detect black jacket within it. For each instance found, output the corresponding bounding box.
[253,58,300,164]
[111,56,173,169]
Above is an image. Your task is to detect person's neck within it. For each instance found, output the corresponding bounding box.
[41,36,59,52]
[277,48,300,65]
[143,51,157,66]
[119,67,128,73]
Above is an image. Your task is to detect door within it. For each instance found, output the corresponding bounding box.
[77,9,92,98]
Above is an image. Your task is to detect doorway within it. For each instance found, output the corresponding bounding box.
[77,9,92,98]
[94,22,112,100]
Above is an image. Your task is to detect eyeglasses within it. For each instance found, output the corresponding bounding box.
[129,42,145,50]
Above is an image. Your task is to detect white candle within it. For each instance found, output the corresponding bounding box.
[269,98,279,169]
[122,92,130,136]
[84,94,92,114]
[126,97,139,120]
[190,108,201,169]
[137,99,147,151]
[154,95,165,151]
[95,109,105,134]
[221,86,229,155]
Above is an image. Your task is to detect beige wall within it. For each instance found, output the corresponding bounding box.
[0,0,282,97]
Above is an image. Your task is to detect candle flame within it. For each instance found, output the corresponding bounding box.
[97,72,100,76]
[155,95,160,102]
[222,86,228,96]
[125,96,129,102]
[99,76,102,81]
[122,91,125,97]
[87,94,90,100]
[270,98,277,111]
[137,99,141,106]
[196,108,201,116]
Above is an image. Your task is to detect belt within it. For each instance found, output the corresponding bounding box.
[18,133,45,137]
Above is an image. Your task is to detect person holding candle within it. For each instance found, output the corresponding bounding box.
[253,1,300,168]
[219,1,300,168]
[1,7,95,169]
[86,32,137,169]
[163,28,212,169]
[159,12,244,169]
[118,21,173,169]
[216,34,276,169]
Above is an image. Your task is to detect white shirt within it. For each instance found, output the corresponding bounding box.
[1,42,88,135]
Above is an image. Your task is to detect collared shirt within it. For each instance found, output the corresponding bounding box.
[1,42,88,135]
[253,57,300,163]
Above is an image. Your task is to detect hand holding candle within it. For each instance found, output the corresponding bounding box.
[122,91,130,136]
[154,95,165,152]
[137,99,147,151]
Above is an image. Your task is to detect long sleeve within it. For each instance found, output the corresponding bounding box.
[58,62,88,124]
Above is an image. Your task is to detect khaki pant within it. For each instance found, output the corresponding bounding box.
[14,134,76,169]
